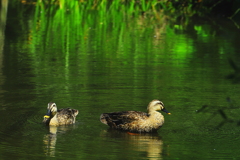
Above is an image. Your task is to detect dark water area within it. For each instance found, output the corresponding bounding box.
[1,1,240,159]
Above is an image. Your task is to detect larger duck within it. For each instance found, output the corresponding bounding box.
[43,102,79,126]
[100,100,171,133]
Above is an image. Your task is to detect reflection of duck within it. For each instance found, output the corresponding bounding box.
[42,102,79,126]
[43,125,78,157]
[100,100,171,132]
[100,129,164,160]
[43,127,57,157]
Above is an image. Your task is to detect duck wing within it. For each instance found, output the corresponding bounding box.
[100,111,149,126]
[57,108,79,125]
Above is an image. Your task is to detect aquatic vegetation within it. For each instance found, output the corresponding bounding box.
[30,0,172,56]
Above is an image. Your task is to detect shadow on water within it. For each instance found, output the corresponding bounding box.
[196,97,239,129]
[195,59,240,129]
[226,59,240,83]
[100,129,166,160]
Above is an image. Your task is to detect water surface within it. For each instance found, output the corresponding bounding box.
[1,2,240,160]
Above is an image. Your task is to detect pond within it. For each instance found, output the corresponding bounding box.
[1,1,240,159]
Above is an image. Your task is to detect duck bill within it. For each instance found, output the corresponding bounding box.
[42,109,51,123]
[162,108,171,115]
[45,109,51,117]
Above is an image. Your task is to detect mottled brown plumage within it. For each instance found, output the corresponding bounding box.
[43,102,79,126]
[100,100,171,133]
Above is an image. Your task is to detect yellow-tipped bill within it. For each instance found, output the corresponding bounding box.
[44,115,50,118]
[162,108,171,115]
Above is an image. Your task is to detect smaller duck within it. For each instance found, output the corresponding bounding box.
[43,102,79,126]
[100,100,171,133]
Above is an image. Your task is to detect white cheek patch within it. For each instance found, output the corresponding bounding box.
[47,103,57,111]
[51,104,57,111]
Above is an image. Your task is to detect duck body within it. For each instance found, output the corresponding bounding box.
[43,103,79,126]
[100,100,170,133]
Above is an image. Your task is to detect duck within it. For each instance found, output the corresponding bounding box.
[42,102,79,126]
[100,99,171,133]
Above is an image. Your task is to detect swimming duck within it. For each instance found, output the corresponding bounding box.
[100,100,171,133]
[43,102,79,126]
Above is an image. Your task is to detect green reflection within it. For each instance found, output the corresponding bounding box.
[1,1,240,160]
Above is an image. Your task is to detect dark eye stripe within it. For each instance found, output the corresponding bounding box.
[154,101,164,106]
[159,102,164,106]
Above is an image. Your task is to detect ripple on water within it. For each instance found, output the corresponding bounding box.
[0,107,50,157]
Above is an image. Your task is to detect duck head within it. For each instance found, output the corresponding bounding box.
[147,99,171,114]
[42,102,58,124]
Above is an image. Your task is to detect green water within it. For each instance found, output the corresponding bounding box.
[1,1,240,159]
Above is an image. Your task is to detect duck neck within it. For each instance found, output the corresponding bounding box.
[148,110,164,124]
[49,114,59,126]
[148,110,160,117]
[51,111,57,118]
